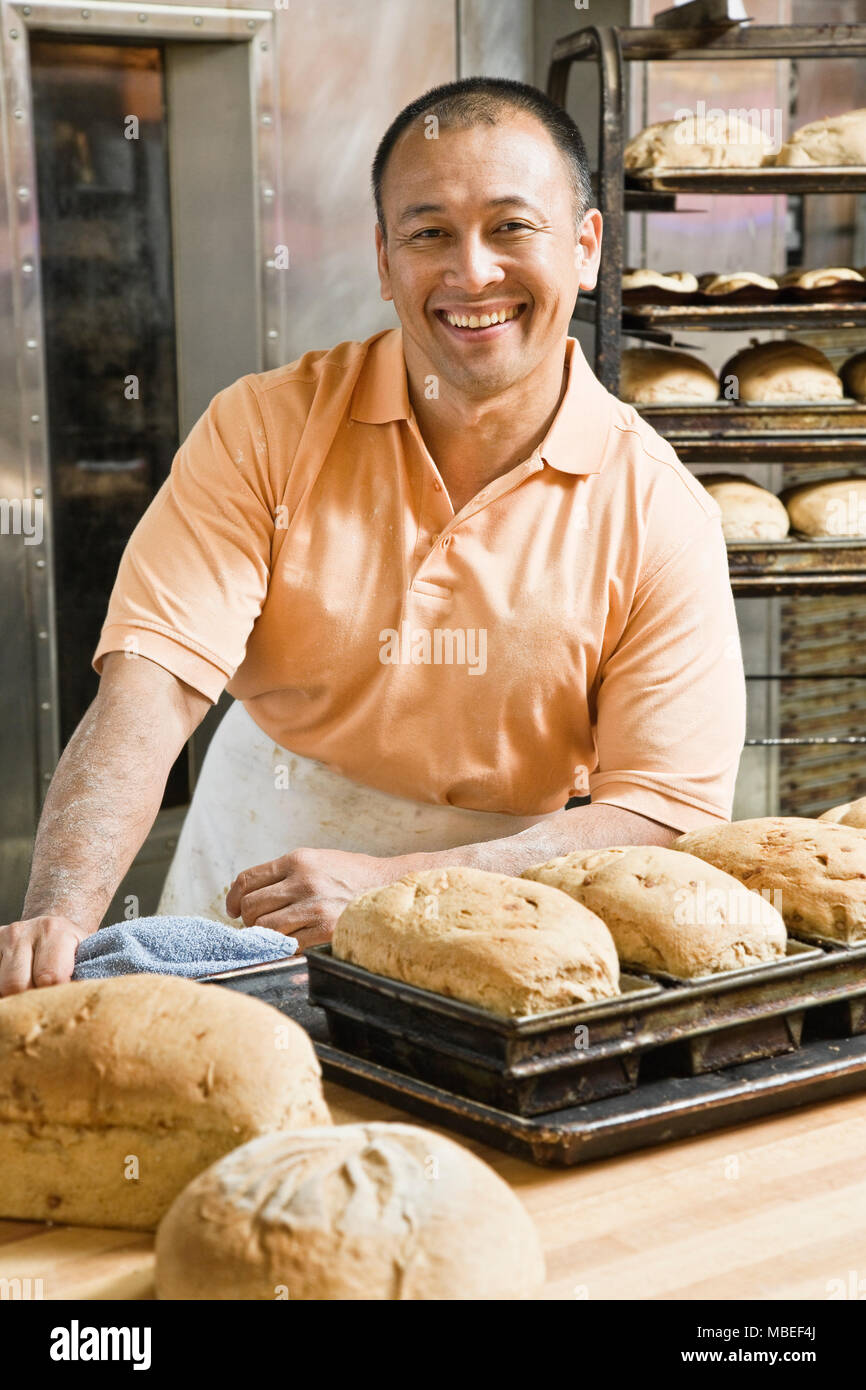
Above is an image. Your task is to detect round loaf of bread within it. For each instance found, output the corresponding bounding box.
[331,867,619,1017]
[0,974,330,1230]
[771,108,866,167]
[819,796,866,829]
[675,817,866,943]
[720,340,843,403]
[522,845,786,978]
[780,267,864,290]
[625,114,772,169]
[623,268,699,293]
[700,272,778,295]
[782,477,866,538]
[155,1122,546,1300]
[698,474,790,540]
[620,347,718,405]
[841,349,866,402]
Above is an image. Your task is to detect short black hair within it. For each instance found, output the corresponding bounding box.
[372,76,592,238]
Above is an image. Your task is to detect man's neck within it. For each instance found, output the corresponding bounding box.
[407,341,570,514]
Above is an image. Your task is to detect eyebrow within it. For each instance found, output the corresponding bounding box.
[396,196,544,225]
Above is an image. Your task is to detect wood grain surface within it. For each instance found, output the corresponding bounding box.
[2,1081,865,1301]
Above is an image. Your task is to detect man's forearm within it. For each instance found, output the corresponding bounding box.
[397,802,680,879]
[21,656,206,934]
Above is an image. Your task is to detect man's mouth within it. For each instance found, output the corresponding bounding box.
[433,303,528,339]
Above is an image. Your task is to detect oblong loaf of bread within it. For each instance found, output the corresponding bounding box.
[782,477,866,537]
[332,867,619,1017]
[620,347,718,405]
[0,974,330,1230]
[676,817,866,943]
[523,845,786,978]
[819,796,866,829]
[698,475,790,541]
[720,340,843,403]
[155,1122,546,1300]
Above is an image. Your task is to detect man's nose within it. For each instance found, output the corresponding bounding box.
[442,233,506,293]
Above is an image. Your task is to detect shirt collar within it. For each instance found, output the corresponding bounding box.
[350,327,613,476]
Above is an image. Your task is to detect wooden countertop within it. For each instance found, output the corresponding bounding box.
[4,1082,866,1301]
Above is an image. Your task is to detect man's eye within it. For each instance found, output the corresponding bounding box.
[411,228,445,240]
[498,221,532,233]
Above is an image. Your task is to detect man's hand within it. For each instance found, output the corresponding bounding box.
[225,848,396,952]
[0,915,91,996]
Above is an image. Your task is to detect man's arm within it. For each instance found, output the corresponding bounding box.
[0,652,210,994]
[226,803,678,951]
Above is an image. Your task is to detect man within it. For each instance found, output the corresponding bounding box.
[0,77,745,996]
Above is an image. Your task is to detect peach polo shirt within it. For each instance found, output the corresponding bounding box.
[93,328,745,830]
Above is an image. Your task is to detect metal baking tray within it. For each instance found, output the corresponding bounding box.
[305,939,849,1116]
[625,167,866,196]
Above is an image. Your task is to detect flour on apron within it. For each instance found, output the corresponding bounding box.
[157,699,555,924]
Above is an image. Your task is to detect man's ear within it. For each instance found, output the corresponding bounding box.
[375,222,393,303]
[575,208,603,293]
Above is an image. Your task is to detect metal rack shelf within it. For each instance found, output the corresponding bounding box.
[636,402,866,464]
[727,540,866,596]
[625,167,866,197]
[575,296,866,334]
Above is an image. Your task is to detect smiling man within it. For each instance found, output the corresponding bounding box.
[0,78,745,994]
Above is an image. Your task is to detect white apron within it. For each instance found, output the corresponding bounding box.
[158,700,555,924]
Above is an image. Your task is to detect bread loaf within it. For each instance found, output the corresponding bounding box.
[779,267,864,290]
[0,974,330,1230]
[782,477,866,538]
[623,268,698,293]
[522,845,786,978]
[720,340,843,403]
[675,817,866,943]
[620,347,718,405]
[700,272,778,295]
[698,474,790,541]
[841,350,866,402]
[625,113,772,169]
[771,108,866,167]
[331,867,619,1017]
[819,797,866,829]
[155,1123,546,1300]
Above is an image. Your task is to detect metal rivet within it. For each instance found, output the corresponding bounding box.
[267,329,278,339]
[81,7,89,15]
[35,558,46,568]
[138,11,147,20]
[33,487,43,497]
[265,258,275,269]
[260,40,269,50]
[246,18,255,28]
[9,28,19,39]
[262,187,274,200]
[22,6,31,13]
[193,14,203,23]
[166,838,177,851]
[38,629,48,639]
[22,260,33,274]
[30,413,40,422]
[26,338,37,350]
[13,109,24,121]
[261,113,272,126]
[42,771,51,781]
[40,701,51,711]
[16,186,29,202]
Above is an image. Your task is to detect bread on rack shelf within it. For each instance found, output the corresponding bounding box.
[699,272,778,295]
[819,796,866,829]
[719,340,843,403]
[697,474,790,541]
[625,113,773,169]
[779,267,865,290]
[622,268,698,293]
[841,349,866,402]
[620,346,718,405]
[769,108,866,167]
[781,477,866,538]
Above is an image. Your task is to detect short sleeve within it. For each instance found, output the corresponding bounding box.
[92,377,276,701]
[589,514,746,831]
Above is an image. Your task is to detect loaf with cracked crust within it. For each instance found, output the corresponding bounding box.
[155,1122,546,1300]
[0,973,330,1230]
[331,866,619,1017]
[675,817,866,943]
[819,797,866,830]
[523,845,786,978]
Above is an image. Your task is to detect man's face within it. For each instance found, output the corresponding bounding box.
[376,112,601,399]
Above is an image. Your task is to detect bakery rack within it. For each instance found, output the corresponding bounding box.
[547,1,866,811]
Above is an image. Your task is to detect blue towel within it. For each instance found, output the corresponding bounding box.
[72,914,298,980]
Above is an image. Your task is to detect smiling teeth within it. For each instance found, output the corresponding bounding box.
[443,306,521,328]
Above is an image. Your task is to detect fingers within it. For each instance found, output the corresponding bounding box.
[31,921,81,989]
[0,923,35,996]
[253,900,343,954]
[225,856,291,918]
